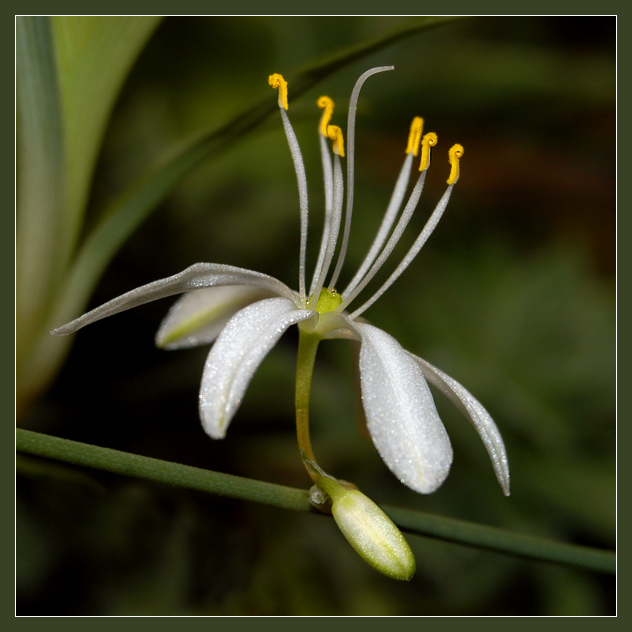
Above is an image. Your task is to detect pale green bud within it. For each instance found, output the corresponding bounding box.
[305,456,416,581]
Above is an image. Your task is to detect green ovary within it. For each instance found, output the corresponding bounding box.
[314,288,343,314]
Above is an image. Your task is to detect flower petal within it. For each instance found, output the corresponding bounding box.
[199,297,316,439]
[51,263,297,335]
[356,323,453,494]
[156,286,276,349]
[411,354,510,496]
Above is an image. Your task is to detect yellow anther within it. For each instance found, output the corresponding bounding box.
[268,73,289,110]
[318,96,335,137]
[419,132,438,172]
[405,117,424,156]
[447,144,464,185]
[327,125,345,157]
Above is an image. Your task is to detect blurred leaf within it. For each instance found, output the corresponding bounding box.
[16,17,65,360]
[17,16,161,408]
[52,17,162,260]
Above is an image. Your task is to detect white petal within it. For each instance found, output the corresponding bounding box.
[51,263,297,335]
[356,323,453,494]
[199,297,316,439]
[411,354,511,496]
[156,286,276,349]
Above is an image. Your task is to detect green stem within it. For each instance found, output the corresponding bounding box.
[16,428,310,511]
[383,505,615,575]
[16,428,615,574]
[295,330,321,477]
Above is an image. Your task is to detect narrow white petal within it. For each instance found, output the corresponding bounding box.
[199,298,316,439]
[411,354,511,496]
[156,286,276,349]
[356,323,453,494]
[51,263,297,335]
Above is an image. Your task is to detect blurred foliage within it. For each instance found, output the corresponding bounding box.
[17,17,615,615]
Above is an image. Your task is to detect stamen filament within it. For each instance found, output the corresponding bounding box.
[279,108,309,300]
[328,66,395,289]
[339,168,428,310]
[270,73,309,299]
[349,183,455,319]
[309,151,345,307]
[309,133,335,296]
[343,151,414,297]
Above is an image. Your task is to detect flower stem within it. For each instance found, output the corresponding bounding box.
[295,329,321,479]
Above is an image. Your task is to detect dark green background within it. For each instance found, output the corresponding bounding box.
[17,16,616,615]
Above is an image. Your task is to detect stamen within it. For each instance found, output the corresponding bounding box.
[309,150,345,308]
[405,117,424,156]
[270,73,309,298]
[309,133,335,296]
[343,119,421,297]
[349,180,457,320]
[447,143,464,185]
[339,168,427,310]
[419,132,437,172]
[309,97,337,295]
[327,125,345,157]
[318,96,335,137]
[328,66,395,290]
[268,73,289,110]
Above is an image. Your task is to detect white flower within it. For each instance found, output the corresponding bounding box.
[53,67,510,497]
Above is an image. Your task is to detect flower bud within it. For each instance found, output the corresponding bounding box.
[315,473,416,581]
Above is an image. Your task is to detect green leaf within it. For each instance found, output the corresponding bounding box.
[16,17,65,360]
[52,16,163,260]
[17,16,162,408]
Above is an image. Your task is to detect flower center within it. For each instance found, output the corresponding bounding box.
[314,288,343,314]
